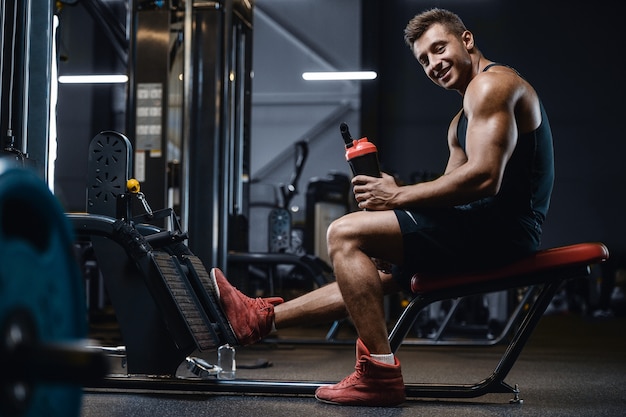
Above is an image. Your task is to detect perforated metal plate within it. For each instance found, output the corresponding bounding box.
[268,208,291,252]
[87,131,132,217]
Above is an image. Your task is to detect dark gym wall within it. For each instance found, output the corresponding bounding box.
[364,0,625,254]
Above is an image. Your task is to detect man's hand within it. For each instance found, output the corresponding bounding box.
[352,172,400,211]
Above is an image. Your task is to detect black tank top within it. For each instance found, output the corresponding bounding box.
[456,64,554,229]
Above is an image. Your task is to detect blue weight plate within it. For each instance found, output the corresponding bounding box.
[0,167,86,417]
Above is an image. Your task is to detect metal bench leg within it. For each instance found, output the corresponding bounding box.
[400,279,564,400]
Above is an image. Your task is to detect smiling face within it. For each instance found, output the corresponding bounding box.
[411,23,475,92]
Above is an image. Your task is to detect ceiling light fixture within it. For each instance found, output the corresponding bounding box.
[302,71,377,81]
[58,74,129,84]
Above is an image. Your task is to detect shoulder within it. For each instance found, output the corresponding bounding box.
[464,65,541,131]
[465,68,523,109]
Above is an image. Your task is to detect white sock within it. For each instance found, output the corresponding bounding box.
[370,353,395,365]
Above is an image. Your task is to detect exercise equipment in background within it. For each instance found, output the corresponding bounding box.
[269,140,308,253]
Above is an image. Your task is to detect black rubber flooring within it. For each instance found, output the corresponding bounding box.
[81,313,626,417]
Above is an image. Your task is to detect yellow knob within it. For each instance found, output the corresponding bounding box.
[127,178,140,193]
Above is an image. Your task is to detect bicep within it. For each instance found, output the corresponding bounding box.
[464,109,517,178]
[463,78,519,180]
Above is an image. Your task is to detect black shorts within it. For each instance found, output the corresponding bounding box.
[391,207,541,292]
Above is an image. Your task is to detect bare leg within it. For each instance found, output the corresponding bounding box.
[312,210,407,406]
[274,234,401,332]
[274,282,348,329]
[274,273,401,330]
[218,209,402,349]
[326,210,403,354]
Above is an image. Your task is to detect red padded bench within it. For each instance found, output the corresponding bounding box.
[411,242,609,294]
[388,242,609,402]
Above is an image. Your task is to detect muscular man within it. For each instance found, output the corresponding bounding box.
[211,8,554,407]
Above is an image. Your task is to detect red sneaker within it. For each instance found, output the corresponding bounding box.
[315,339,405,406]
[210,268,283,346]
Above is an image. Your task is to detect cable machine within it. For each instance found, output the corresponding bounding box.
[0,0,55,178]
[180,0,253,279]
[122,0,253,283]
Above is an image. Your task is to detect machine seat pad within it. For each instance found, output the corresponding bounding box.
[411,242,609,294]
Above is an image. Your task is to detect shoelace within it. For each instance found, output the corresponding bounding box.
[335,359,367,388]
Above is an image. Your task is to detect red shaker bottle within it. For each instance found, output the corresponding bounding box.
[340,122,381,178]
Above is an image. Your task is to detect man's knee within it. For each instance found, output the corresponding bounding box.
[326,217,348,250]
[326,215,360,256]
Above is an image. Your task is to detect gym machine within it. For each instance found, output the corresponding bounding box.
[70,130,331,377]
[67,131,608,405]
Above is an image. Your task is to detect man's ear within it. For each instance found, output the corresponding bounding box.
[462,30,474,50]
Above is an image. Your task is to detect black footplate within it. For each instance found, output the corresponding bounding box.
[150,252,220,351]
[181,254,238,347]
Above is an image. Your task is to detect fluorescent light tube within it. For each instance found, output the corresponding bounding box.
[58,74,129,84]
[302,71,377,81]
